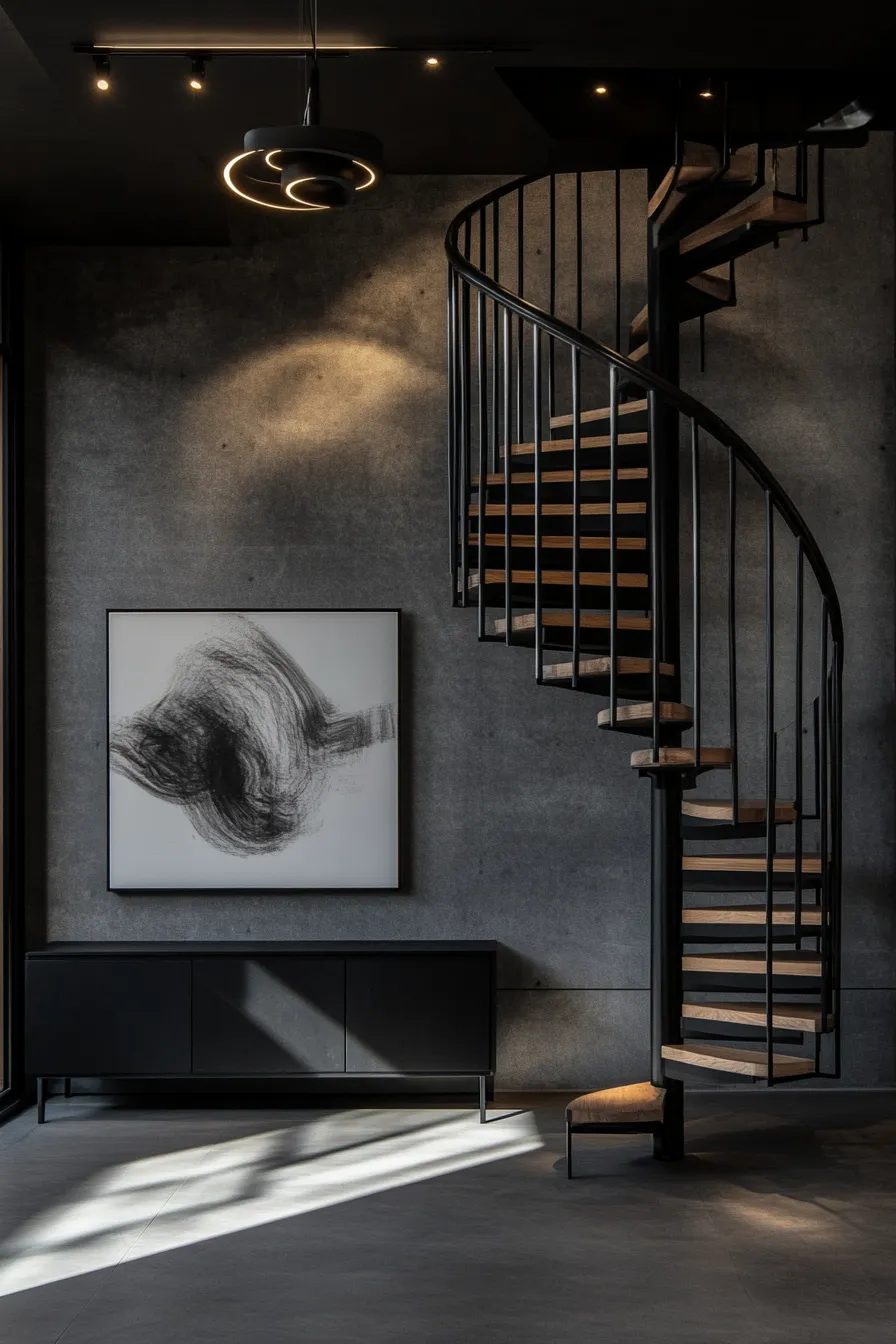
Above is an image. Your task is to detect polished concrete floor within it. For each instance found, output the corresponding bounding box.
[0,1089,895,1343]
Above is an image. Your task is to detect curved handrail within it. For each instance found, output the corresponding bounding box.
[445,175,844,650]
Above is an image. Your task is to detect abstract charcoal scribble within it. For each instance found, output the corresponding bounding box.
[109,613,398,883]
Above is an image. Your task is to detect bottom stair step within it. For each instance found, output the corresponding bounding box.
[662,1043,815,1079]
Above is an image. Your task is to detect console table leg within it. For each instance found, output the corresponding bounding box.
[479,1075,487,1123]
[37,1078,47,1124]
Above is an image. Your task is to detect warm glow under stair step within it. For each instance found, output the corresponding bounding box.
[681,1001,830,1031]
[682,951,823,976]
[662,1043,815,1078]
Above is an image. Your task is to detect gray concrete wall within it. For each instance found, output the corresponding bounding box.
[26,144,895,1089]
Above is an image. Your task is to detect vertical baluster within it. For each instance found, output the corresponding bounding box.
[492,199,500,476]
[721,79,730,170]
[548,174,556,422]
[459,255,471,609]
[832,637,843,1075]
[448,266,458,600]
[648,390,660,760]
[764,493,776,1086]
[727,449,739,811]
[691,423,701,768]
[614,170,622,353]
[477,272,487,640]
[503,307,512,645]
[608,365,619,721]
[817,145,826,225]
[571,348,581,688]
[575,172,583,332]
[794,542,804,944]
[819,602,830,1036]
[533,327,543,683]
[516,188,524,444]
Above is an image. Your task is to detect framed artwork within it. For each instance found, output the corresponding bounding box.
[107,609,400,892]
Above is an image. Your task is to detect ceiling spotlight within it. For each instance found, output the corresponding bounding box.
[425,56,441,68]
[594,84,608,96]
[188,58,206,92]
[700,80,713,99]
[93,55,111,93]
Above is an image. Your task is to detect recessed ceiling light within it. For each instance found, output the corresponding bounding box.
[594,84,608,96]
[188,59,206,92]
[425,56,441,68]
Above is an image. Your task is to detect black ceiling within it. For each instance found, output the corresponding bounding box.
[1,2,894,243]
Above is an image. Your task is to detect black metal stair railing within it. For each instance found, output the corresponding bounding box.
[446,170,843,1082]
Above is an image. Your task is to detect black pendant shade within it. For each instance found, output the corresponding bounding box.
[224,124,382,212]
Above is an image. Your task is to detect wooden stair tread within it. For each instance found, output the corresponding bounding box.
[505,431,648,457]
[630,270,733,344]
[544,656,674,680]
[682,952,822,977]
[469,502,647,517]
[682,904,822,925]
[468,569,648,589]
[681,1001,828,1031]
[683,855,822,874]
[599,701,690,726]
[630,747,731,769]
[682,798,797,823]
[662,1043,814,1079]
[567,1081,664,1125]
[550,398,647,430]
[494,612,651,635]
[629,342,649,363]
[648,145,757,216]
[472,467,648,486]
[680,194,809,256]
[468,533,646,551]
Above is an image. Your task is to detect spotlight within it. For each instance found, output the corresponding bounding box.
[700,80,713,99]
[425,56,441,68]
[594,84,608,96]
[188,58,206,92]
[93,55,111,93]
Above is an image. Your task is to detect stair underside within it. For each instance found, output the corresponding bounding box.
[682,904,823,926]
[681,192,809,256]
[683,952,822,976]
[662,1042,814,1078]
[681,1001,829,1031]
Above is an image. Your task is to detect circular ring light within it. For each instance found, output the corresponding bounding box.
[223,125,382,212]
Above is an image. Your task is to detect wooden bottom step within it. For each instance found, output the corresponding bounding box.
[681,1001,829,1032]
[683,952,822,977]
[662,1043,814,1079]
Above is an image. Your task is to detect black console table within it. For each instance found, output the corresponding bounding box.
[26,941,497,1123]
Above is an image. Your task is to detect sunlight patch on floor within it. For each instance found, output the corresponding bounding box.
[0,1109,541,1297]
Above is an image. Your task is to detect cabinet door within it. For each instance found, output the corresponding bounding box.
[192,957,346,1074]
[26,957,191,1076]
[345,955,492,1073]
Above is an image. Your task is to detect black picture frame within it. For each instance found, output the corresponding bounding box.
[106,608,402,895]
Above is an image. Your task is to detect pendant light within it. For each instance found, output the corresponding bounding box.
[223,2,382,212]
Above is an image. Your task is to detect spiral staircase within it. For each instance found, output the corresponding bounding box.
[446,122,848,1159]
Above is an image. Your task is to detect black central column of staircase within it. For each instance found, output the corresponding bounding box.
[647,160,684,1158]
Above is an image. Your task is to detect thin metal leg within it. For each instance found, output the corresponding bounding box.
[37,1077,47,1124]
[566,1119,573,1179]
[479,1074,487,1123]
[64,1078,72,1099]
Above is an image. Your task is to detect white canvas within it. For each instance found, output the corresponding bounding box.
[108,610,399,890]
